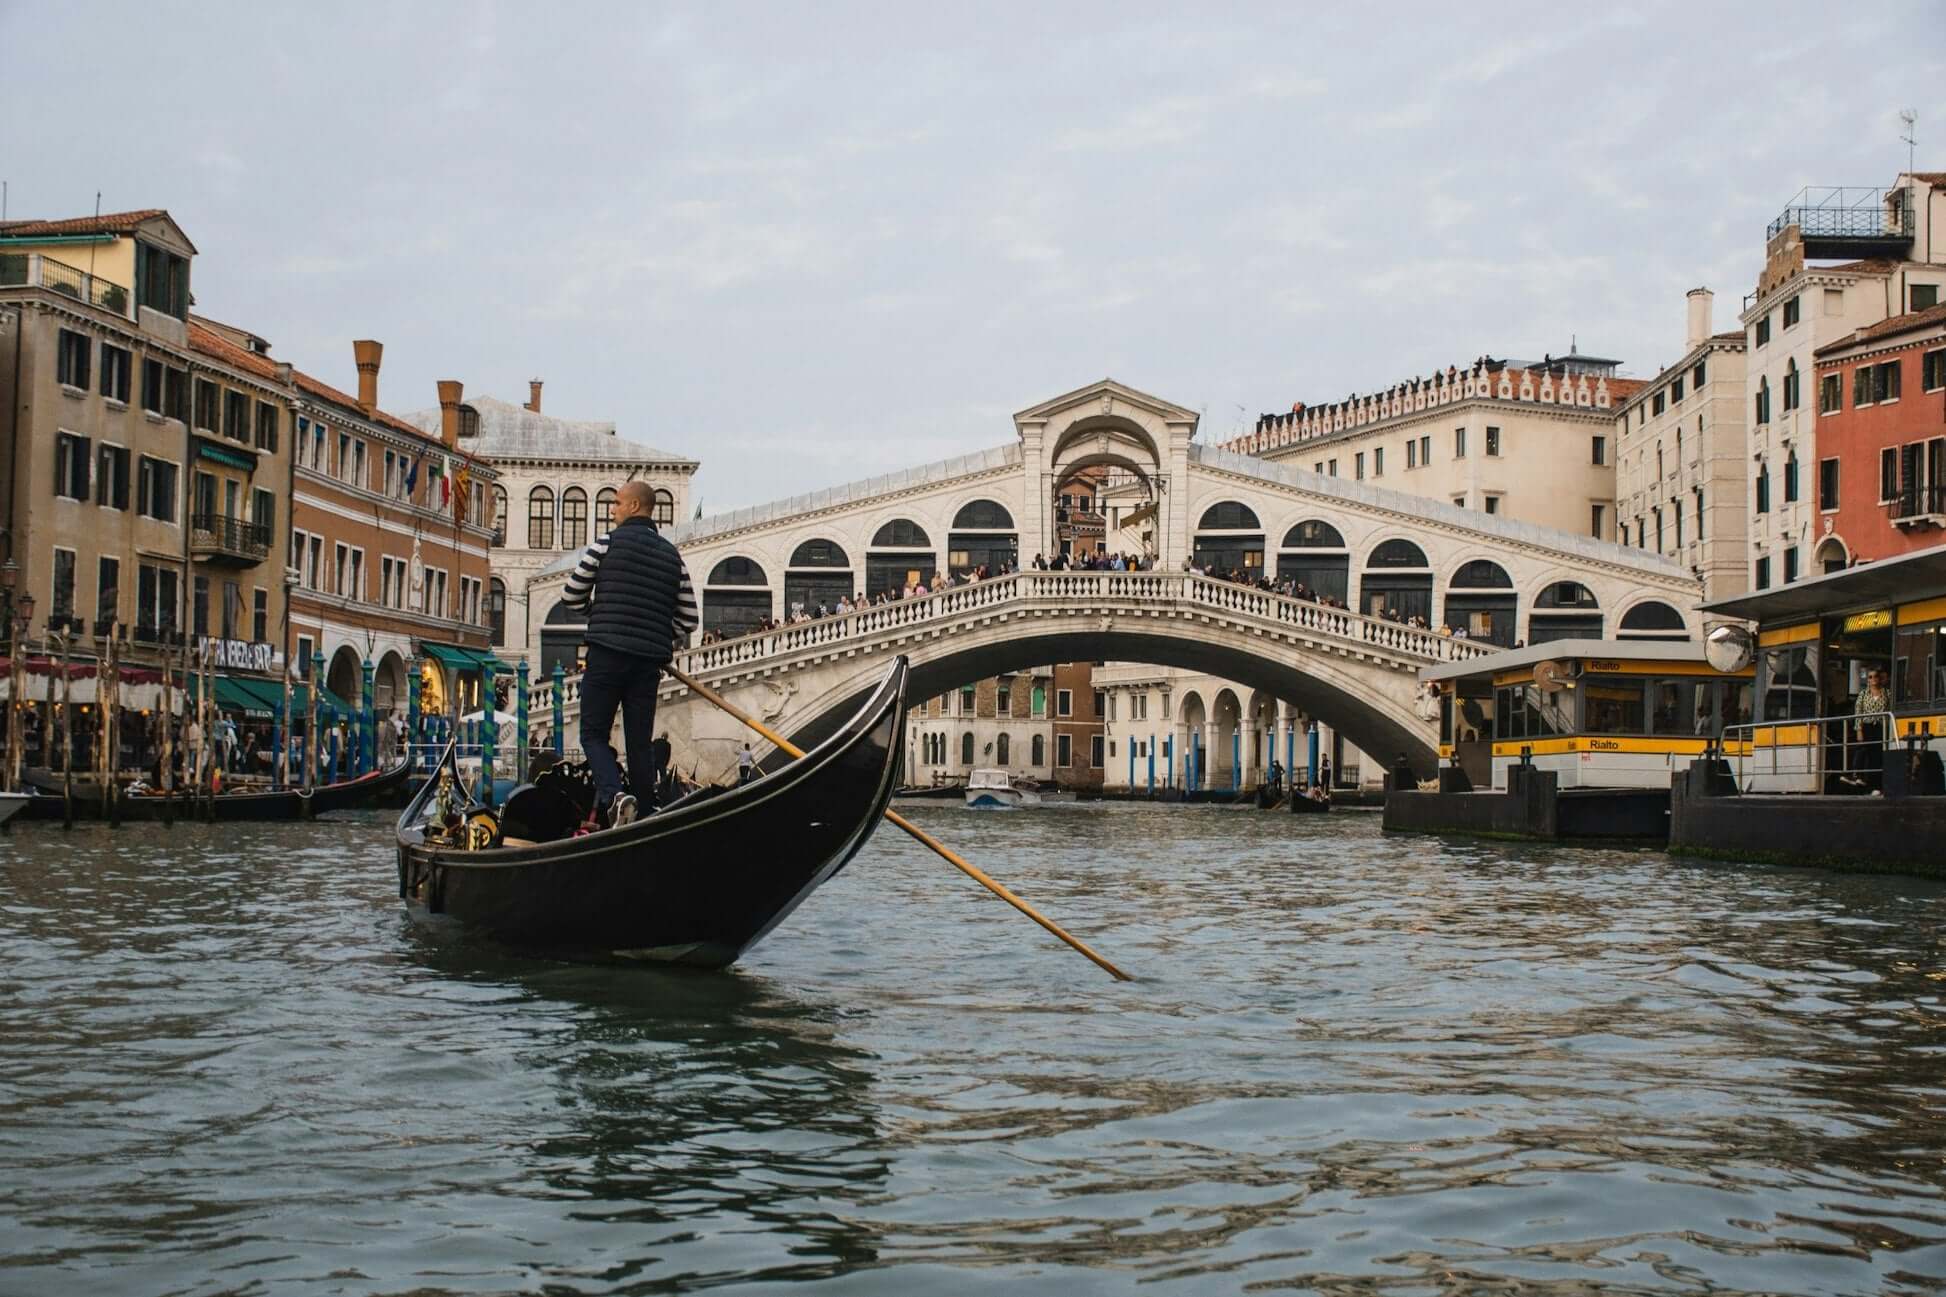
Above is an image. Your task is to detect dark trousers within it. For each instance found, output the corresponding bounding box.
[578,643,662,810]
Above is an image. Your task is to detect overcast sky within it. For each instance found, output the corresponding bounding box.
[3,2,1941,511]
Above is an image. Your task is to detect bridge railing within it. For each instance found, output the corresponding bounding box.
[529,571,1495,739]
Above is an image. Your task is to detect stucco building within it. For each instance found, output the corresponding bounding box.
[405,387,697,677]
[1614,288,1751,602]
[1739,172,1946,587]
[0,210,293,690]
[1813,304,1946,562]
[285,345,498,722]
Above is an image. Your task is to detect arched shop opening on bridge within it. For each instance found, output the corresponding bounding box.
[704,556,772,639]
[867,519,935,597]
[1193,501,1264,576]
[374,651,409,714]
[1362,539,1433,623]
[947,499,1017,577]
[1530,581,1602,643]
[326,645,363,711]
[1276,520,1349,602]
[1443,559,1517,646]
[785,539,853,617]
[540,599,588,676]
[1617,599,1689,641]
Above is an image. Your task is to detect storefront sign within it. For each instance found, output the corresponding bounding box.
[1841,609,1891,633]
[198,636,277,671]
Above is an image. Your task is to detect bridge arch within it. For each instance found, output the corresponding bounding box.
[784,538,853,617]
[866,516,936,596]
[703,556,772,639]
[1193,500,1265,576]
[947,497,1018,576]
[1276,520,1350,602]
[762,619,1442,785]
[1616,597,1688,640]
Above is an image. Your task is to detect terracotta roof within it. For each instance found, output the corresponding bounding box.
[1906,172,1946,185]
[0,209,169,238]
[1813,303,1946,358]
[1711,329,1747,342]
[1809,258,1898,276]
[291,369,442,445]
[187,320,283,384]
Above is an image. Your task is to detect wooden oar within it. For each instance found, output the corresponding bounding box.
[664,665,1132,982]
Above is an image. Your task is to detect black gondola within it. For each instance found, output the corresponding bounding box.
[1289,790,1332,814]
[18,759,409,822]
[395,657,908,968]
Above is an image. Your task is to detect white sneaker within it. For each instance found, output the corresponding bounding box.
[609,794,639,828]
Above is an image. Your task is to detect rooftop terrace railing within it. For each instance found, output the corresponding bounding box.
[0,252,132,317]
[1766,186,1914,243]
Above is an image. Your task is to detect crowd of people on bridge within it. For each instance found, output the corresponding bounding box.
[1028,550,1155,571]
[694,560,1025,645]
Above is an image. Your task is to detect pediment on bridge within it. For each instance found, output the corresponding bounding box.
[1013,379,1200,432]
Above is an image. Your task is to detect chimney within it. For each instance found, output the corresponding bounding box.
[353,339,383,411]
[526,379,543,413]
[436,379,462,450]
[1685,288,1713,351]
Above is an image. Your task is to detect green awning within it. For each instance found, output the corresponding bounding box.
[211,675,352,720]
[195,438,257,470]
[420,641,509,674]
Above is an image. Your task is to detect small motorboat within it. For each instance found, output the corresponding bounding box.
[964,768,1040,809]
[395,658,908,968]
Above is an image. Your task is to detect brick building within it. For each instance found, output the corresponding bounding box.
[1813,305,1946,565]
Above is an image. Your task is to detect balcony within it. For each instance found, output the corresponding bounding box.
[1768,186,1915,261]
[0,252,132,318]
[1890,484,1946,530]
[190,512,272,567]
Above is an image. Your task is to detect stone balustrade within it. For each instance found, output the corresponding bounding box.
[529,570,1492,740]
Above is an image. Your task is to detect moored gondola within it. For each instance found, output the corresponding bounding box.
[395,657,908,967]
[17,759,409,822]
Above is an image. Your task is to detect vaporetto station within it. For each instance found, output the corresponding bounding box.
[527,380,1702,784]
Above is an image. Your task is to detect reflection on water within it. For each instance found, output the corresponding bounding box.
[1,806,1944,1294]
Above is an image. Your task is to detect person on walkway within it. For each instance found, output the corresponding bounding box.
[561,480,699,826]
[737,743,756,785]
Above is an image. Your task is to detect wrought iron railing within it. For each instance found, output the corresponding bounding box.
[0,252,132,316]
[1767,186,1914,242]
[1892,484,1946,521]
[189,512,272,560]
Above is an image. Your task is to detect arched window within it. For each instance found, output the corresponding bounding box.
[789,539,850,567]
[961,731,975,766]
[786,539,853,616]
[1450,560,1512,588]
[1445,559,1516,645]
[652,489,676,526]
[1617,600,1687,640]
[1367,539,1430,568]
[1031,734,1045,766]
[594,487,617,539]
[952,499,1015,530]
[996,732,1010,764]
[487,578,506,646]
[871,518,931,548]
[1197,501,1261,531]
[1281,520,1345,548]
[948,500,1017,576]
[527,486,554,550]
[1530,581,1603,643]
[1361,539,1432,622]
[539,599,585,677]
[490,485,509,547]
[868,518,935,596]
[707,556,768,585]
[703,556,771,639]
[560,487,588,550]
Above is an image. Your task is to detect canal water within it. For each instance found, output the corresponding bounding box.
[2,804,1943,1295]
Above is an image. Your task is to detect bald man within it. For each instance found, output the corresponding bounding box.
[561,481,699,825]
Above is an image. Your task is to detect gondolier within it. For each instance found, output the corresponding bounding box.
[561,481,699,826]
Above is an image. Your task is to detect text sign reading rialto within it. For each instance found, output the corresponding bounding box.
[198,637,276,671]
[1842,610,1892,633]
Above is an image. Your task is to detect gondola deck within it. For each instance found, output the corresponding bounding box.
[395,658,908,968]
[16,759,411,822]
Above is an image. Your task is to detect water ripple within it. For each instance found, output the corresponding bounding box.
[1,806,1943,1294]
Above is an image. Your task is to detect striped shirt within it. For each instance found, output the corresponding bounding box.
[561,533,700,649]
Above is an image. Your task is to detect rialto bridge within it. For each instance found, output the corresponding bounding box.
[526,380,1700,782]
